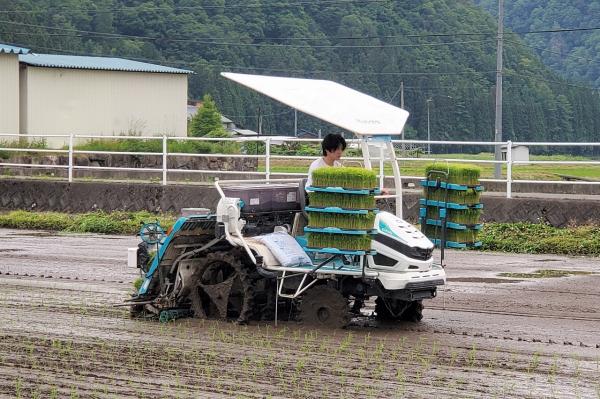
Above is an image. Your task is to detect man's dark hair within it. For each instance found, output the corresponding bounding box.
[321,133,347,156]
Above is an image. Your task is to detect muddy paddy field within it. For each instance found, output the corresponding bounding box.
[0,228,598,398]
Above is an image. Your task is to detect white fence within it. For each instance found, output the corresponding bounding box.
[1,133,599,199]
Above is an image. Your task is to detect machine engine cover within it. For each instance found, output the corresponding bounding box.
[369,212,434,272]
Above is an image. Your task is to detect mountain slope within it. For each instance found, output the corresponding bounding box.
[474,0,600,87]
[1,0,598,150]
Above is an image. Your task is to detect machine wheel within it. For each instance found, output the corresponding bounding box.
[188,249,257,324]
[298,285,350,328]
[129,304,145,319]
[375,298,424,323]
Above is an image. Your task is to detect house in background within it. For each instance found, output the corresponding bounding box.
[187,100,236,132]
[0,43,193,148]
[232,128,259,137]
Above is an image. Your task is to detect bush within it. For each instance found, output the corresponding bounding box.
[74,136,239,155]
[0,139,48,159]
[0,210,72,230]
[479,222,600,256]
[271,142,320,156]
[0,210,175,235]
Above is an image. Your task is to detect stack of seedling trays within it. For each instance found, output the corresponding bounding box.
[419,163,484,248]
[305,167,379,256]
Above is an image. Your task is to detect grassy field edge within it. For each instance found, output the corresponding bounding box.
[0,210,598,257]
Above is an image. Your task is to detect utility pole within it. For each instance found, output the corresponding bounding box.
[400,81,405,153]
[257,107,263,136]
[426,98,432,154]
[294,109,298,137]
[494,0,504,179]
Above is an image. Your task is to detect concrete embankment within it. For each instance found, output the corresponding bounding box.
[1,178,599,227]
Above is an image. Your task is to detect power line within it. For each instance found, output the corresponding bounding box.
[0,0,386,14]
[3,18,600,44]
[0,29,495,41]
[505,39,600,65]
[221,110,293,119]
[0,22,494,49]
[29,43,597,91]
[504,70,599,91]
[26,44,497,78]
[7,37,596,90]
[519,26,600,35]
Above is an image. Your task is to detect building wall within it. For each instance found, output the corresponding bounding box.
[0,53,20,135]
[19,64,27,134]
[21,67,188,147]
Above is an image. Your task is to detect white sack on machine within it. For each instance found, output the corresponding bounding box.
[254,231,312,267]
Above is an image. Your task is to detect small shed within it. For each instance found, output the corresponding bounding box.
[501,144,529,162]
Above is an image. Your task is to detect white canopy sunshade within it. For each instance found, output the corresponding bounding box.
[221,72,409,136]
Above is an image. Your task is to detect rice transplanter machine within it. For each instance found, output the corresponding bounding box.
[126,73,446,327]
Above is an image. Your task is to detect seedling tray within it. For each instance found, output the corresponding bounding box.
[419,199,483,210]
[304,226,377,235]
[423,219,483,231]
[431,239,482,249]
[306,186,382,195]
[420,180,484,192]
[305,206,378,215]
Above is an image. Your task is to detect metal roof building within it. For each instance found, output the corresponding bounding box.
[18,54,191,74]
[0,43,30,54]
[1,45,192,147]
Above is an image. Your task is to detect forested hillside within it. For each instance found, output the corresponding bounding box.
[1,0,599,151]
[475,0,600,87]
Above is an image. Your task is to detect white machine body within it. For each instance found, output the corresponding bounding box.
[368,211,446,290]
[215,193,446,292]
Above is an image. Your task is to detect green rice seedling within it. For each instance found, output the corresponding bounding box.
[308,233,372,250]
[312,167,377,189]
[14,378,22,399]
[448,228,480,243]
[422,225,480,243]
[426,207,482,225]
[425,187,482,205]
[466,343,477,367]
[308,212,375,230]
[309,192,376,209]
[425,163,481,185]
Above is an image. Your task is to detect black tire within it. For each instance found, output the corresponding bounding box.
[298,285,350,328]
[187,249,257,324]
[401,300,424,322]
[129,304,145,319]
[375,298,423,323]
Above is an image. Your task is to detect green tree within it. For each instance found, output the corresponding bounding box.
[189,94,222,137]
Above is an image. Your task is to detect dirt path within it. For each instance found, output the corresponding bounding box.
[0,228,598,398]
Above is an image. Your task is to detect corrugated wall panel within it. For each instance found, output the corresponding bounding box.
[0,54,20,135]
[23,67,188,148]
